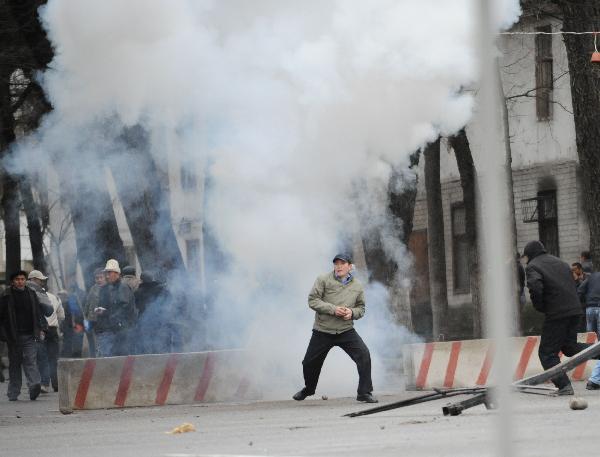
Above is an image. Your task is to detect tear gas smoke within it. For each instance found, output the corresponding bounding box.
[10,0,520,398]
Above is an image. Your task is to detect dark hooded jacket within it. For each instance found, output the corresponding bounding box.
[0,286,53,343]
[95,279,136,333]
[524,241,581,320]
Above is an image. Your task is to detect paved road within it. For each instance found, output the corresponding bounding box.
[0,383,598,457]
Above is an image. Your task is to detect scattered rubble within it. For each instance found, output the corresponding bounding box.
[166,422,196,434]
[569,398,588,410]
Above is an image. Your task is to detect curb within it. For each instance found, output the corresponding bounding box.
[58,349,259,413]
[403,332,598,390]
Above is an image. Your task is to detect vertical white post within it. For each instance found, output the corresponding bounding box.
[477,1,515,456]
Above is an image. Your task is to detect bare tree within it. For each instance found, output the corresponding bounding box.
[424,138,448,340]
[110,125,186,276]
[550,0,600,267]
[448,129,482,338]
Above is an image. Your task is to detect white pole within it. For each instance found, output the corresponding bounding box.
[476,1,515,456]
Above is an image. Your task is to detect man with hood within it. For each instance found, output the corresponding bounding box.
[0,270,53,401]
[95,259,136,357]
[293,253,377,403]
[121,265,140,291]
[134,271,173,354]
[524,240,595,395]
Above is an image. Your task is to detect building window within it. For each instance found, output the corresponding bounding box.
[535,25,553,121]
[452,204,471,294]
[186,239,201,271]
[181,162,197,191]
[537,190,559,257]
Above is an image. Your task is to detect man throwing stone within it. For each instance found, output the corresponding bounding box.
[293,253,377,403]
[524,240,596,395]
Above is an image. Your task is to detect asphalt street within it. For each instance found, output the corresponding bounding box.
[0,383,598,457]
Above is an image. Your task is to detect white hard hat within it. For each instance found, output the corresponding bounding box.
[104,259,121,274]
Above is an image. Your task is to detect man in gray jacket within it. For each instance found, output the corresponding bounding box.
[293,253,377,403]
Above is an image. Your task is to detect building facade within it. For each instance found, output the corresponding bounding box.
[409,12,589,318]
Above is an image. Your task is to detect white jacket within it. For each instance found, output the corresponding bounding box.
[46,291,65,328]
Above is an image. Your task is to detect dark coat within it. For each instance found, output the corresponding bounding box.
[95,280,136,333]
[0,286,52,343]
[524,241,581,320]
[578,272,600,307]
[134,281,170,317]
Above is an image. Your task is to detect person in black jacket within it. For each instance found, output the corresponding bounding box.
[524,240,595,395]
[134,272,174,354]
[0,270,53,401]
[95,259,136,357]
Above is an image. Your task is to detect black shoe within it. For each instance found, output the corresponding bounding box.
[586,381,600,390]
[357,393,378,403]
[30,384,41,401]
[8,397,17,401]
[293,388,312,401]
[556,384,574,396]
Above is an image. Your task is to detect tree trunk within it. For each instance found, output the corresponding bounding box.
[497,61,522,335]
[389,151,421,247]
[554,1,600,267]
[5,0,53,70]
[109,125,186,276]
[1,174,21,276]
[424,138,448,340]
[18,80,52,275]
[20,175,46,272]
[0,71,21,276]
[56,163,127,289]
[449,129,482,338]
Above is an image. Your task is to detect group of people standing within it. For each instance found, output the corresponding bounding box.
[0,259,176,401]
[571,251,600,389]
[86,259,177,357]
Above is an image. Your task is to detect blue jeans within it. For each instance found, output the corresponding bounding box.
[95,332,117,357]
[587,307,600,384]
[586,307,600,334]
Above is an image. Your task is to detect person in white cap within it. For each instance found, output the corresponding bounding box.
[26,270,63,393]
[95,259,136,357]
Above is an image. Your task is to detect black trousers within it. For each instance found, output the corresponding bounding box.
[538,315,592,389]
[301,328,373,395]
[44,328,60,390]
[37,328,60,389]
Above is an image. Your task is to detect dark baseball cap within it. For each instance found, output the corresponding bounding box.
[332,253,352,263]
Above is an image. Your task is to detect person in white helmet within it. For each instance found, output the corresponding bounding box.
[94,259,136,357]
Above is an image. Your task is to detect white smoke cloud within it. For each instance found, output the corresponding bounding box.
[25,0,521,398]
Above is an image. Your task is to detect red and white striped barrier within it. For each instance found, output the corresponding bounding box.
[58,349,260,414]
[403,332,598,390]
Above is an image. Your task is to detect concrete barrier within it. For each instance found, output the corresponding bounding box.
[58,349,260,414]
[403,332,598,390]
